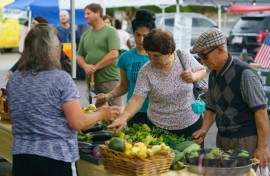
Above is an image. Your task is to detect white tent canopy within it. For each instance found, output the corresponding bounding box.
[60,0,270,10]
[59,0,178,10]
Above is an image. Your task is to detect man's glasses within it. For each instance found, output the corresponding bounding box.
[198,46,219,60]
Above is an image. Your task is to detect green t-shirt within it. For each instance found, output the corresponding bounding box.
[78,25,120,83]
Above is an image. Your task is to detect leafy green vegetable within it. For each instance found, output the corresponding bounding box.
[77,131,93,143]
[210,147,223,157]
[205,152,215,159]
[103,123,188,148]
[238,152,249,157]
[222,153,230,160]
[183,143,201,154]
[189,151,199,158]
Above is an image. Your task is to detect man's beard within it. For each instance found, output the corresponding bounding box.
[61,20,69,25]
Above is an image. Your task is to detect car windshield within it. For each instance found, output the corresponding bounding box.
[232,17,265,32]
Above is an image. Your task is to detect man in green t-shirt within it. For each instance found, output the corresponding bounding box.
[77,3,123,106]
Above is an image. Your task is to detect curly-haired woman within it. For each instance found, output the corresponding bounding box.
[109,29,207,139]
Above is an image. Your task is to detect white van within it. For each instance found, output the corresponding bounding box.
[155,13,217,46]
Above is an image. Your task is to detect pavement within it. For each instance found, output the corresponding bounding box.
[0,52,269,175]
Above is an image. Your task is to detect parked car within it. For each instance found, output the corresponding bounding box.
[228,13,270,61]
[0,18,23,52]
[155,12,217,46]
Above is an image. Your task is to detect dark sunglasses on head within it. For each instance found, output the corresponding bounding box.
[198,46,220,60]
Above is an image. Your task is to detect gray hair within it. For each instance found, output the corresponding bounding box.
[18,23,61,72]
[59,10,69,17]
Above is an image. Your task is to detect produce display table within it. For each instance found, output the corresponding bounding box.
[0,120,256,176]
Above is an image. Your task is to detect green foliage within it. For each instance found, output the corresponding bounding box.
[173,141,196,152]
[238,152,249,157]
[222,153,230,160]
[210,147,223,157]
[77,131,93,143]
[107,123,187,148]
[182,143,201,154]
[105,5,218,23]
[205,152,215,159]
[189,151,199,158]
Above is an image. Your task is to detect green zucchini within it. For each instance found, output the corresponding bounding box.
[173,141,195,152]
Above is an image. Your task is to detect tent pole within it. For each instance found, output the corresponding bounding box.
[157,5,172,31]
[28,10,31,31]
[71,0,76,79]
[103,7,106,15]
[162,7,165,30]
[218,4,222,30]
[176,0,180,14]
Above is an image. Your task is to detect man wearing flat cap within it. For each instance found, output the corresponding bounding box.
[192,28,270,167]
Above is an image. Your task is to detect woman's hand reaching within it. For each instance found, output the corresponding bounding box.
[98,106,121,121]
[95,93,110,104]
[107,113,129,133]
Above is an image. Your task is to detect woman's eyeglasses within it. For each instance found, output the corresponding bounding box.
[198,46,219,60]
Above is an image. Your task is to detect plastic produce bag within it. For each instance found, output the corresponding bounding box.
[256,166,270,176]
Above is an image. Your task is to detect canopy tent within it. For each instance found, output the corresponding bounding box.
[4,0,86,25]
[0,0,14,8]
[4,0,34,10]
[59,0,270,9]
[59,0,177,10]
[4,0,179,25]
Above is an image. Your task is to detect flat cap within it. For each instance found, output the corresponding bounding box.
[191,28,226,54]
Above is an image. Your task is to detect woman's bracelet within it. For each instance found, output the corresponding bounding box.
[122,112,132,121]
[108,91,115,99]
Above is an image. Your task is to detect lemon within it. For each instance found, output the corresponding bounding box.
[82,107,91,114]
[125,142,132,151]
[88,104,97,111]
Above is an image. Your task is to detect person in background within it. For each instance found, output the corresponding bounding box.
[5,16,49,80]
[30,16,49,26]
[108,29,207,139]
[56,10,85,80]
[95,9,156,127]
[114,19,132,56]
[103,15,113,26]
[121,19,128,31]
[6,23,121,176]
[77,3,123,106]
[18,20,29,54]
[56,10,80,48]
[191,28,270,167]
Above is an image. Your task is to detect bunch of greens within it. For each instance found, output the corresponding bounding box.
[107,123,187,148]
[77,131,93,143]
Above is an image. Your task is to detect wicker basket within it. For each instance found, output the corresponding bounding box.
[99,145,175,176]
[0,112,10,121]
